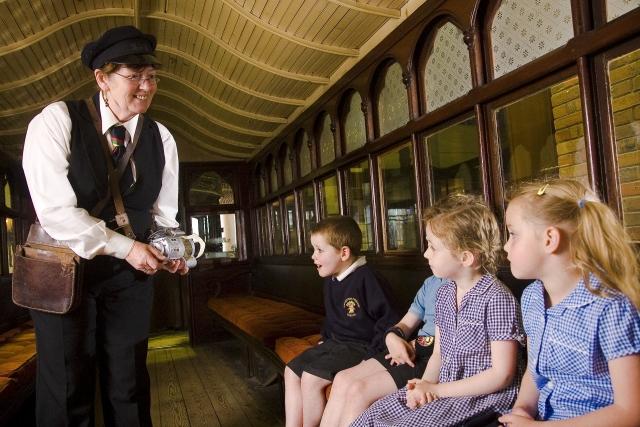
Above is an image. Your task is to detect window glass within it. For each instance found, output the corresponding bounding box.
[424,117,482,201]
[258,206,270,256]
[301,185,316,252]
[299,132,312,177]
[607,0,640,21]
[320,174,340,217]
[491,0,573,78]
[270,161,278,193]
[284,194,299,254]
[3,175,11,208]
[345,160,374,252]
[258,169,266,199]
[6,218,15,274]
[190,213,238,259]
[319,114,336,166]
[189,171,234,206]
[379,143,418,251]
[271,200,284,255]
[425,22,472,112]
[343,91,366,153]
[496,76,587,187]
[608,48,640,242]
[283,146,293,186]
[377,62,409,136]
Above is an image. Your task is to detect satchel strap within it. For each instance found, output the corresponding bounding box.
[84,98,143,240]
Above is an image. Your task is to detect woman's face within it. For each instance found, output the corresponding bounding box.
[97,65,158,122]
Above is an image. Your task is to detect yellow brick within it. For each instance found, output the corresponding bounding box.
[608,50,640,70]
[552,77,580,93]
[611,79,633,98]
[634,74,640,91]
[613,109,633,126]
[626,225,640,242]
[558,162,588,179]
[622,195,640,211]
[555,125,584,143]
[616,136,640,154]
[609,61,640,84]
[617,151,640,168]
[621,181,640,197]
[634,105,640,120]
[614,124,640,141]
[554,112,584,130]
[558,150,587,167]
[623,212,640,228]
[556,138,584,155]
[619,165,640,182]
[612,91,640,113]
[551,85,580,105]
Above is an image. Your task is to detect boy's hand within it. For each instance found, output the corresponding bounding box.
[385,334,415,367]
[406,379,439,409]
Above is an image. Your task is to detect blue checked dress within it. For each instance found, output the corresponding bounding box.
[351,275,524,427]
[522,275,640,420]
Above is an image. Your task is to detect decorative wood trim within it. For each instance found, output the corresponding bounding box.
[327,0,402,18]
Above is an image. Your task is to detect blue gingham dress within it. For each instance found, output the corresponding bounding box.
[522,275,640,420]
[351,275,524,427]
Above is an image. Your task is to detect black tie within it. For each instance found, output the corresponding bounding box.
[109,125,127,162]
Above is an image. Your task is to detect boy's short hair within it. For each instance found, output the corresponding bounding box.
[310,216,362,256]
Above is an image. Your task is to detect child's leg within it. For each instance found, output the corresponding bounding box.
[339,365,397,427]
[300,372,332,427]
[284,366,303,427]
[321,358,393,427]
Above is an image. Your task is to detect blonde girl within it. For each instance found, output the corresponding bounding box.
[352,196,524,427]
[500,179,640,426]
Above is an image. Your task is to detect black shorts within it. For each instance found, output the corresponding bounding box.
[287,339,369,381]
[372,335,435,389]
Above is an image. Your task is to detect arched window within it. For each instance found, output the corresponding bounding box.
[376,61,409,136]
[297,130,312,177]
[3,174,11,208]
[282,144,293,186]
[424,22,472,112]
[255,165,265,199]
[490,0,573,78]
[317,113,335,166]
[342,90,366,153]
[268,155,278,193]
[188,171,235,206]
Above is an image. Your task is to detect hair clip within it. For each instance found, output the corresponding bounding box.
[537,183,549,196]
[578,198,586,209]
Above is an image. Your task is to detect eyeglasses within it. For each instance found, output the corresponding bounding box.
[112,72,160,85]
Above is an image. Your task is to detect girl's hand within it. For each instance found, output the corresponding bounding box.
[498,408,538,427]
[406,379,439,409]
[385,335,415,367]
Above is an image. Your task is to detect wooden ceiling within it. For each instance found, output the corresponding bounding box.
[0,0,426,162]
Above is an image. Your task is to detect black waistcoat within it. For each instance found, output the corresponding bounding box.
[65,94,165,241]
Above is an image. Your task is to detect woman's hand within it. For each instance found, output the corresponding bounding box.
[161,258,189,275]
[125,241,166,275]
[405,379,439,409]
[385,334,415,367]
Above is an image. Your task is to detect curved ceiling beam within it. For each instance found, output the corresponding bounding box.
[156,90,273,138]
[146,12,329,84]
[0,128,24,137]
[134,0,141,29]
[218,0,359,57]
[0,80,94,117]
[153,96,265,146]
[0,9,132,56]
[159,45,305,106]
[327,0,401,18]
[0,52,78,91]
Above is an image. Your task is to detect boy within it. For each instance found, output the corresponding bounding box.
[284,216,399,427]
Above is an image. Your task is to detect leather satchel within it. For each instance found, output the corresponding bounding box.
[12,223,83,314]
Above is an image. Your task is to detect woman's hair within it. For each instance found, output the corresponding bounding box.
[310,216,362,256]
[99,63,157,74]
[423,194,503,275]
[509,178,640,308]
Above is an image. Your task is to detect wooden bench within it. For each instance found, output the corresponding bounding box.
[0,321,37,425]
[207,295,324,377]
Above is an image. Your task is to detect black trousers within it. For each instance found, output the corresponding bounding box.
[30,257,154,427]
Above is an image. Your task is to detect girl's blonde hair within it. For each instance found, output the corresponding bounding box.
[510,178,640,308]
[424,194,503,275]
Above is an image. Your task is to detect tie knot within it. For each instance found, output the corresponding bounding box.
[109,125,126,148]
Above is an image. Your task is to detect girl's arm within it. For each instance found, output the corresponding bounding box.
[500,354,640,427]
[412,339,518,399]
[406,327,442,409]
[420,325,441,383]
[498,366,539,424]
[385,311,422,367]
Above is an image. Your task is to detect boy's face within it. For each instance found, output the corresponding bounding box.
[310,233,350,278]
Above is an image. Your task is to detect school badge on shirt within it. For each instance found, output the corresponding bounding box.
[344,297,360,317]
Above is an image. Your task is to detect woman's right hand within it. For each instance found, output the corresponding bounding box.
[125,241,166,275]
[385,334,415,367]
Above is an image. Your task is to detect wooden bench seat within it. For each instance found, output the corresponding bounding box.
[0,321,37,424]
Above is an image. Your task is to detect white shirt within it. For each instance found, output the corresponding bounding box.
[22,95,180,260]
[335,256,367,282]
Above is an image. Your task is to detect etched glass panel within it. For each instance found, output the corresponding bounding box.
[608,48,640,242]
[607,0,640,21]
[319,114,335,166]
[424,117,482,201]
[271,200,284,255]
[379,143,418,251]
[496,76,586,187]
[258,170,266,199]
[270,161,278,193]
[377,62,409,136]
[6,217,15,274]
[491,0,573,78]
[190,213,238,259]
[299,132,312,177]
[285,194,298,254]
[344,91,366,153]
[3,176,11,208]
[189,171,234,206]
[345,160,374,252]
[301,184,316,252]
[320,174,340,217]
[425,22,472,112]
[283,146,293,186]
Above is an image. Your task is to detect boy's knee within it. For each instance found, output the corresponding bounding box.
[284,367,300,383]
[300,373,330,392]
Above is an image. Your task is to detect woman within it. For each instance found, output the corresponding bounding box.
[22,25,187,426]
